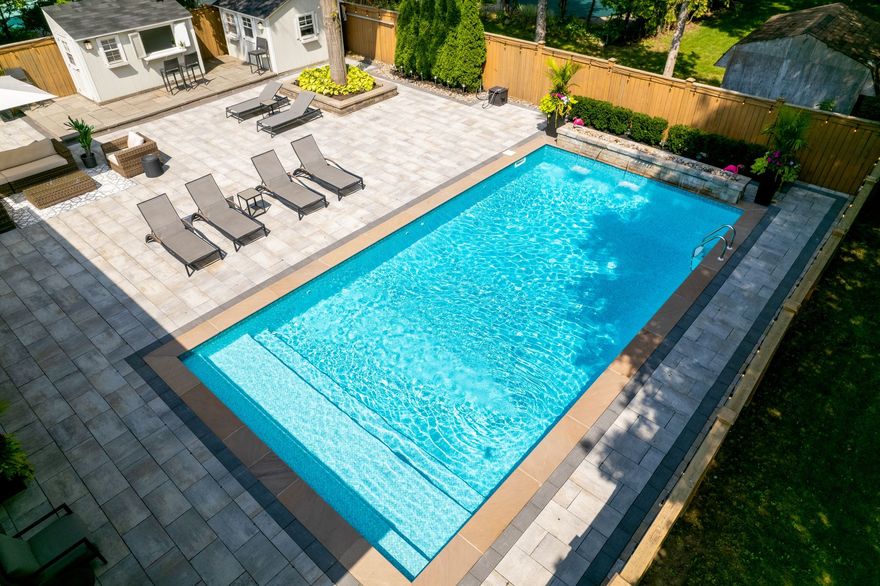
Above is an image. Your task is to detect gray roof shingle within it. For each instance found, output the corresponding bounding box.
[44,0,193,41]
[211,0,288,20]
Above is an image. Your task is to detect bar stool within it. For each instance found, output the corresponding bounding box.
[183,53,203,86]
[161,58,186,93]
[248,37,270,74]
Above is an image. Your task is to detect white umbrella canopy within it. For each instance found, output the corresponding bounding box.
[0,76,56,111]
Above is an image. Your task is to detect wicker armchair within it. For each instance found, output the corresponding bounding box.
[100,133,159,178]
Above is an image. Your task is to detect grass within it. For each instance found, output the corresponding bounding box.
[641,190,880,585]
[483,1,880,85]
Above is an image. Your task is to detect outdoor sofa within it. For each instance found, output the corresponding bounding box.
[251,149,328,220]
[138,193,224,276]
[225,80,289,122]
[291,134,364,199]
[256,90,322,137]
[100,132,159,178]
[186,174,269,250]
[0,503,106,584]
[0,138,77,195]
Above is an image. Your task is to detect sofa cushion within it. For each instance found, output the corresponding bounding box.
[127,132,145,148]
[106,153,119,166]
[0,533,39,578]
[0,139,56,171]
[3,155,68,183]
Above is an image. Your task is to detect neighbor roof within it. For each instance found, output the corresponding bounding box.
[211,0,287,19]
[721,3,880,69]
[44,0,192,41]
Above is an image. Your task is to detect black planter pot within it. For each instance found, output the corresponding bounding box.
[754,173,781,206]
[545,113,561,137]
[81,150,98,169]
[0,476,27,502]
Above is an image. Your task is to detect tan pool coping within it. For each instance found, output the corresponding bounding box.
[144,135,765,586]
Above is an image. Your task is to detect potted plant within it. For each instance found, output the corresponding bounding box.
[750,106,810,205]
[0,433,34,502]
[539,59,582,137]
[64,116,97,168]
[539,92,576,137]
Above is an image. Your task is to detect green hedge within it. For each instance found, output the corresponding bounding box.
[665,125,766,174]
[570,97,667,145]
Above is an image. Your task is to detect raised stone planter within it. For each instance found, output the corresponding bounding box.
[557,124,751,204]
[282,80,397,116]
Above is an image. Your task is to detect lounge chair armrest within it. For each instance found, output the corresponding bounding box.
[99,135,129,156]
[14,504,73,538]
[34,537,92,574]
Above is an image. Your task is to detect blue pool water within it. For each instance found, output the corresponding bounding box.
[183,146,741,578]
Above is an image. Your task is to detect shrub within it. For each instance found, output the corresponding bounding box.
[665,124,765,174]
[606,105,632,135]
[629,112,668,146]
[297,65,375,96]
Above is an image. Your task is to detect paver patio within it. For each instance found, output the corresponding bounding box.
[0,74,847,586]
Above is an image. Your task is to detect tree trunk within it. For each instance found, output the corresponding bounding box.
[663,0,690,78]
[535,0,547,43]
[321,0,347,86]
[586,0,597,29]
[559,0,568,20]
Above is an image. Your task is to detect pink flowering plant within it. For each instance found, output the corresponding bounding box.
[751,149,801,183]
[539,92,577,119]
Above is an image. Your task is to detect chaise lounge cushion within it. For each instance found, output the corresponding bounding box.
[0,138,58,171]
[1,155,69,183]
[27,514,90,570]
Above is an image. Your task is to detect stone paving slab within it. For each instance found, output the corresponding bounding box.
[0,80,541,585]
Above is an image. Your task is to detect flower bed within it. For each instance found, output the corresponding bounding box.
[557,124,751,203]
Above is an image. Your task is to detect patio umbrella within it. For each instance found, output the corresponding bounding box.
[0,76,56,111]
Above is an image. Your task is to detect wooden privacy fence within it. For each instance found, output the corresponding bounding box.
[191,5,228,60]
[0,37,75,97]
[340,2,880,194]
[343,3,398,64]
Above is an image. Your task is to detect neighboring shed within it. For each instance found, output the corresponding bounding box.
[212,0,328,74]
[43,0,204,103]
[716,3,880,115]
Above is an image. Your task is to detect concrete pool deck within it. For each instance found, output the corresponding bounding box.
[0,76,849,586]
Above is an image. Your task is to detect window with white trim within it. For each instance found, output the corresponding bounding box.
[223,12,238,37]
[59,38,77,68]
[241,16,255,40]
[297,13,316,41]
[98,36,126,66]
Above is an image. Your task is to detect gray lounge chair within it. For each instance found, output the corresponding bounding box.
[225,80,289,122]
[138,193,224,276]
[186,174,269,251]
[291,134,364,200]
[256,90,322,137]
[251,150,328,220]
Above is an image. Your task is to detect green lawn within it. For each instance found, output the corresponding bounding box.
[483,1,880,86]
[641,191,880,585]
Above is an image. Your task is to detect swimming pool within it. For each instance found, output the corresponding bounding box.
[183,145,741,578]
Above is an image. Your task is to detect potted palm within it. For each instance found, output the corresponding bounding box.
[539,59,581,137]
[750,106,810,205]
[65,116,97,168]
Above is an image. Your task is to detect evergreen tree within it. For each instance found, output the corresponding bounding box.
[433,0,485,91]
[394,0,418,75]
[414,0,436,77]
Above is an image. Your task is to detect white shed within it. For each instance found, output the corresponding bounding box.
[212,0,328,74]
[43,0,204,104]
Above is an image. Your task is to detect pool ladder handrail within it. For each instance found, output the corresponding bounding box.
[692,224,736,261]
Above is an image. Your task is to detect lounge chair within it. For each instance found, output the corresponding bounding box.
[225,80,289,122]
[186,174,269,251]
[0,503,106,584]
[138,193,224,276]
[290,134,364,200]
[256,91,322,137]
[251,150,328,220]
